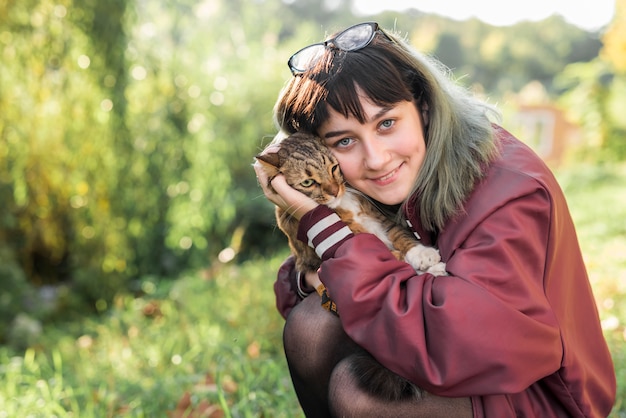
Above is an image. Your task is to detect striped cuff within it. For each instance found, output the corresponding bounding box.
[297,206,353,260]
[296,271,314,299]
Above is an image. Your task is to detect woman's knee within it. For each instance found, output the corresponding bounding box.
[283,294,363,384]
[329,355,473,418]
[283,295,341,372]
[284,295,332,351]
[328,356,372,417]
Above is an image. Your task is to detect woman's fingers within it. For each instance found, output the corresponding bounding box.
[304,270,322,290]
[253,159,271,190]
[269,175,318,220]
[253,160,285,208]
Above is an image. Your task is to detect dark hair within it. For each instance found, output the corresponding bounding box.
[273,28,500,231]
[275,35,423,134]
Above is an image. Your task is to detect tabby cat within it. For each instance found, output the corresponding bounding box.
[255,131,446,277]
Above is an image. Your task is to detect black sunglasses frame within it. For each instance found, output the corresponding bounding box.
[287,22,394,75]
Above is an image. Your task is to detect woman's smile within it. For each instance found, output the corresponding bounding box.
[369,163,403,185]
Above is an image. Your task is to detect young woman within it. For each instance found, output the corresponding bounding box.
[254,22,615,417]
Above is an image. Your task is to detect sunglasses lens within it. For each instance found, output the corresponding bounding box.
[288,23,384,74]
[334,24,375,50]
[289,44,326,73]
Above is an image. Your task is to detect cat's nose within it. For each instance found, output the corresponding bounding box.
[325,184,340,197]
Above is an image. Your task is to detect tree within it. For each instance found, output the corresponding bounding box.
[602,0,626,72]
[555,0,626,162]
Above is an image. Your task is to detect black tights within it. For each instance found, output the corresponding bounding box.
[283,295,473,418]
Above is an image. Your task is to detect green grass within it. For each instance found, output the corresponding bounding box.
[0,255,304,417]
[0,162,624,417]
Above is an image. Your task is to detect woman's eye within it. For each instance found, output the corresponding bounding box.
[300,179,315,187]
[380,119,394,129]
[336,138,352,147]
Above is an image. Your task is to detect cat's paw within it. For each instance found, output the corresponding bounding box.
[404,245,441,271]
[426,262,448,276]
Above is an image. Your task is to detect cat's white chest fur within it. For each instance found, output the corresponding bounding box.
[329,190,393,249]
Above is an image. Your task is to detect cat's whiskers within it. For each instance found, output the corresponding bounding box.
[283,201,311,218]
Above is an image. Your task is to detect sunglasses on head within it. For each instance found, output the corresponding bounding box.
[287,22,394,75]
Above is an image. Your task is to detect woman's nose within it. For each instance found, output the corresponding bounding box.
[363,138,389,170]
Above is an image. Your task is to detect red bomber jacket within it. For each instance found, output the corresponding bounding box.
[273,126,616,417]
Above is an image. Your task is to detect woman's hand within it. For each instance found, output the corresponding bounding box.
[254,149,319,220]
[304,270,323,290]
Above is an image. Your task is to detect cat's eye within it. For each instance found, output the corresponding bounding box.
[331,164,340,175]
[300,179,315,187]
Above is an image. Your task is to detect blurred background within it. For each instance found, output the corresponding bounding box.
[1,0,625,415]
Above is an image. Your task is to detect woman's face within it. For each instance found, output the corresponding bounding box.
[317,93,427,205]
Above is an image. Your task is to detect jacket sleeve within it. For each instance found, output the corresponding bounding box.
[273,255,298,319]
[298,188,563,397]
[273,255,319,319]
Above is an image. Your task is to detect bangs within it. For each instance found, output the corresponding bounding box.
[325,45,415,124]
[276,39,417,134]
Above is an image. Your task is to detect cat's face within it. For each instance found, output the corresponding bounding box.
[256,133,345,206]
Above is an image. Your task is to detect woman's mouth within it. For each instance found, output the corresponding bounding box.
[371,165,402,185]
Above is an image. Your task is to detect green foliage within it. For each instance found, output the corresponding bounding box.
[0,0,297,326]
[0,253,303,417]
[0,0,130,310]
[601,0,626,73]
[0,248,33,343]
[405,14,602,95]
[556,59,626,161]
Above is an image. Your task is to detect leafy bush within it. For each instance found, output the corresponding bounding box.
[0,0,289,316]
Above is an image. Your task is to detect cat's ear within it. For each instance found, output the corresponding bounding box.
[255,153,281,179]
[255,151,281,169]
